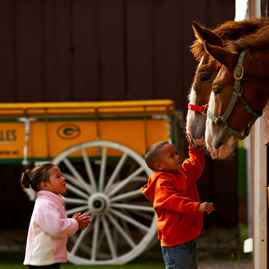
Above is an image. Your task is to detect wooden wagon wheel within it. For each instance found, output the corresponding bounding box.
[52,140,156,265]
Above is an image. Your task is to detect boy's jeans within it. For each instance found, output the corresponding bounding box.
[161,240,197,269]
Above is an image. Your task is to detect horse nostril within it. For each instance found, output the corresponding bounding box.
[213,138,223,149]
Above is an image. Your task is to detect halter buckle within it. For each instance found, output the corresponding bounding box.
[213,116,224,125]
[233,64,244,80]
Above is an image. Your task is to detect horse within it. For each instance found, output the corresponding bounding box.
[186,18,269,148]
[199,23,269,159]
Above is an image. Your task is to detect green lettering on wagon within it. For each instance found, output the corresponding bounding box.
[57,124,81,139]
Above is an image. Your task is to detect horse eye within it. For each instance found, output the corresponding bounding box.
[200,72,211,81]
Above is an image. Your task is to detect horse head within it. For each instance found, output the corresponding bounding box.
[204,25,269,159]
[186,22,223,142]
[186,18,269,148]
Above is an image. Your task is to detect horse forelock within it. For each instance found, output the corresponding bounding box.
[191,40,205,61]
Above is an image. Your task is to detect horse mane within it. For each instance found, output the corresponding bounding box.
[191,17,269,61]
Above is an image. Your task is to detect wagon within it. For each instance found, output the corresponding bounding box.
[0,99,180,265]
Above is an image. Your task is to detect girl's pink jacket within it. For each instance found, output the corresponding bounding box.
[24,190,79,266]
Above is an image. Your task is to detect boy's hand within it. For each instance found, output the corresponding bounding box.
[186,133,205,149]
[198,202,215,214]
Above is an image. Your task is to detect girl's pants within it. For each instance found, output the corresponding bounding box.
[161,240,197,269]
[28,264,60,269]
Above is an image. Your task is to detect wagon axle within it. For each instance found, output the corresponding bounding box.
[88,193,110,214]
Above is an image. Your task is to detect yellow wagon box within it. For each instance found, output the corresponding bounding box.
[0,99,177,163]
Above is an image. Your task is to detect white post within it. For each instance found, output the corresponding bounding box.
[248,1,267,268]
[248,0,262,17]
[253,118,267,269]
[253,0,262,16]
[237,1,267,268]
[235,0,249,20]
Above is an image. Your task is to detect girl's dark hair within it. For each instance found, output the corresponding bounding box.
[20,163,55,192]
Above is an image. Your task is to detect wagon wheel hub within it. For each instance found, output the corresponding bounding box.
[88,193,109,214]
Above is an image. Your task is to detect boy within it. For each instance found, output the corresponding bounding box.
[141,140,214,269]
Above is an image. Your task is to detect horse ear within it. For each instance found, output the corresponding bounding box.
[192,21,223,47]
[203,42,238,69]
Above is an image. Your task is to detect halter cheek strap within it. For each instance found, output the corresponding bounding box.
[207,50,262,139]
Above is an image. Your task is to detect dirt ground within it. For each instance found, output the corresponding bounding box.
[199,259,252,269]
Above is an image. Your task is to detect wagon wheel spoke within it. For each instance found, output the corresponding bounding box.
[66,183,89,199]
[81,148,97,192]
[91,216,100,261]
[132,176,147,182]
[63,158,92,194]
[64,174,93,193]
[99,147,107,191]
[71,227,90,255]
[132,210,154,221]
[111,203,154,212]
[64,197,88,205]
[104,153,128,194]
[106,213,136,248]
[110,190,142,202]
[101,216,117,258]
[110,209,149,233]
[66,205,89,216]
[108,166,144,197]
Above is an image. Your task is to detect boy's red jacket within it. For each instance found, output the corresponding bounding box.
[141,146,205,247]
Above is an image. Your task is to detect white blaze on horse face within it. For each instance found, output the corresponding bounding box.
[205,91,237,159]
[205,91,215,150]
[186,89,197,134]
[186,57,206,141]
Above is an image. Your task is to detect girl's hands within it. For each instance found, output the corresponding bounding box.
[73,212,91,229]
[198,202,215,214]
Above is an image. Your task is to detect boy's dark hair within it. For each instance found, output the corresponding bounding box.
[20,163,55,192]
[144,141,169,170]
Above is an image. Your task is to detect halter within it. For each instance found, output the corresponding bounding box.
[207,50,262,139]
[188,103,207,114]
[188,98,209,115]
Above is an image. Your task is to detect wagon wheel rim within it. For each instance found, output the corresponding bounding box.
[52,140,156,265]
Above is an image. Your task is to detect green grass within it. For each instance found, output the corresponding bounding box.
[240,224,248,243]
[0,252,163,269]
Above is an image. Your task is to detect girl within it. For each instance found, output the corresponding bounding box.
[21,163,90,269]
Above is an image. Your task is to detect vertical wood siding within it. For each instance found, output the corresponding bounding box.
[0,0,234,109]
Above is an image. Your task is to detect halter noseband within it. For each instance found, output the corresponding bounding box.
[188,103,208,114]
[207,50,262,139]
